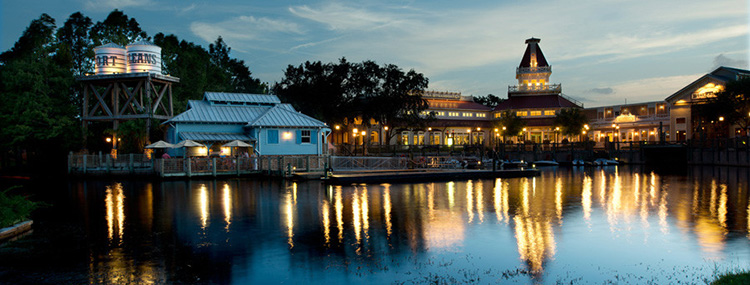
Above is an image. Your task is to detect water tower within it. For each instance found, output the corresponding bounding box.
[79,40,180,152]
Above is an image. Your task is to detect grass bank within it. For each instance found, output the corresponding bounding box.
[713,270,750,284]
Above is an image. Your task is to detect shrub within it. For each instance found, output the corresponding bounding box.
[0,187,39,228]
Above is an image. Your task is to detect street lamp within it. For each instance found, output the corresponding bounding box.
[555,126,560,143]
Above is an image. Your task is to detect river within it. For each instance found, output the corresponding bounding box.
[1,166,749,284]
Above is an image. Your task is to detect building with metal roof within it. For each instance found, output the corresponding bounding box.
[165,92,330,156]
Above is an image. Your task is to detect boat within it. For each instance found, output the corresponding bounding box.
[571,159,584,166]
[501,159,528,168]
[533,160,559,166]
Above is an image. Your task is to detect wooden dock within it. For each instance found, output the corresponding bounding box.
[323,169,540,184]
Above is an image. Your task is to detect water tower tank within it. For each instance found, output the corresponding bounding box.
[93,43,127,75]
[126,40,162,74]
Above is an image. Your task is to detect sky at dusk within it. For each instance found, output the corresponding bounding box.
[2,0,749,107]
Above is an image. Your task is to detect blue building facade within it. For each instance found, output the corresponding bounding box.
[165,92,330,156]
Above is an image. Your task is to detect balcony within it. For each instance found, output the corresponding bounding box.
[508,83,562,93]
[517,66,552,74]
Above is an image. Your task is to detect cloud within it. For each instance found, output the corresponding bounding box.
[288,3,404,31]
[711,54,749,71]
[584,74,702,107]
[589,88,614,95]
[190,15,303,46]
[84,0,151,11]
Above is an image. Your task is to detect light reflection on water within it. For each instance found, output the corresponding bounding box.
[65,166,750,283]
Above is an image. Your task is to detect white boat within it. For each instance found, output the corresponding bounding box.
[571,159,584,166]
[502,159,528,168]
[533,160,559,166]
[604,159,619,165]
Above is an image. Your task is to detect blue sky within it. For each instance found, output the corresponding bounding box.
[2,0,748,107]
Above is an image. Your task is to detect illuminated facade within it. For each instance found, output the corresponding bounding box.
[166,92,331,156]
[664,66,749,140]
[494,38,583,143]
[414,91,492,146]
[584,101,671,145]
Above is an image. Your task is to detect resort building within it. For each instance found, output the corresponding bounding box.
[406,91,492,146]
[584,101,670,145]
[165,92,330,156]
[664,66,750,140]
[494,38,583,143]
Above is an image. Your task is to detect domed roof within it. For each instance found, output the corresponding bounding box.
[94,42,125,49]
[128,40,157,46]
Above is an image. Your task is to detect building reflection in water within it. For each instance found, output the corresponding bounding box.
[75,166,750,283]
[223,183,232,230]
[513,177,556,273]
[198,184,209,231]
[105,183,125,245]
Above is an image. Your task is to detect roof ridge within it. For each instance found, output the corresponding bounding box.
[248,105,276,126]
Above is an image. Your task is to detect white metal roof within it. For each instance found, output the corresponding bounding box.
[248,105,327,128]
[168,100,268,123]
[179,132,253,142]
[204,92,281,105]
[168,96,327,129]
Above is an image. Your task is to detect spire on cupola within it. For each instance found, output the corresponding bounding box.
[516,37,552,88]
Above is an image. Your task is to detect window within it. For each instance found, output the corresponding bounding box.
[516,111,527,117]
[495,113,502,118]
[300,130,311,143]
[544,110,556,116]
[476,113,486,118]
[268,129,279,144]
[530,110,542,116]
[463,112,473,117]
[676,118,686,124]
[448,112,459,117]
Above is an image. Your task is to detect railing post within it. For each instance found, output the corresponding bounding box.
[129,154,134,174]
[237,157,241,176]
[106,155,111,174]
[83,155,87,175]
[212,157,217,177]
[187,157,192,177]
[160,159,165,178]
[306,156,310,172]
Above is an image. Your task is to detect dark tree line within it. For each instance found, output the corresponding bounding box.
[272,58,432,134]
[0,10,265,172]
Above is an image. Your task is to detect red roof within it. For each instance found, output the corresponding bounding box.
[427,99,492,111]
[519,38,549,68]
[495,94,579,110]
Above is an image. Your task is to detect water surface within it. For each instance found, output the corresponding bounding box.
[2,166,749,284]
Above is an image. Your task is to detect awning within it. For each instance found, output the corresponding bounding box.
[179,132,255,142]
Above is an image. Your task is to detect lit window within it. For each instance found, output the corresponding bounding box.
[476,113,486,118]
[530,111,542,116]
[516,111,527,117]
[544,110,556,116]
[463,112,473,117]
[301,130,311,143]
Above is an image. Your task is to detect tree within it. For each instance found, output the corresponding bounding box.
[554,108,588,138]
[272,58,431,130]
[698,77,750,137]
[474,94,505,108]
[0,14,79,170]
[89,9,147,46]
[495,111,526,141]
[0,14,57,63]
[56,12,94,76]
